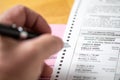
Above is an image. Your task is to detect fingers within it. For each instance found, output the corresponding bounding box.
[0,5,51,33]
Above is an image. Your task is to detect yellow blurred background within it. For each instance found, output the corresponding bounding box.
[0,0,74,24]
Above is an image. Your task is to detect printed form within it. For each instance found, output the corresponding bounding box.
[51,0,120,80]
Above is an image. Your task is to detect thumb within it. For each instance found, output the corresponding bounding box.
[17,34,63,61]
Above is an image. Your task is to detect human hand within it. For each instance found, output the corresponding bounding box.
[0,5,63,80]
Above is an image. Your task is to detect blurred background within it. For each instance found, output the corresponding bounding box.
[0,0,74,24]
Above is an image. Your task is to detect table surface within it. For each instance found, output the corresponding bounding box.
[0,0,74,24]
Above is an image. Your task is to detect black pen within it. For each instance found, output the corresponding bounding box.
[0,24,40,40]
[0,23,71,48]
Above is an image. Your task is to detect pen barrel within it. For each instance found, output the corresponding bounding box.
[0,25,20,39]
[0,24,40,40]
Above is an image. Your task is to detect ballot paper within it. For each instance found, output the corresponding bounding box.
[51,0,120,80]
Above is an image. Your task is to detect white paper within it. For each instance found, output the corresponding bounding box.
[51,0,120,80]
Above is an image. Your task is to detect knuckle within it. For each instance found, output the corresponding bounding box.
[11,5,28,17]
[15,5,26,10]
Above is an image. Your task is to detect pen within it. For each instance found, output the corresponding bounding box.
[0,24,40,40]
[0,23,71,48]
